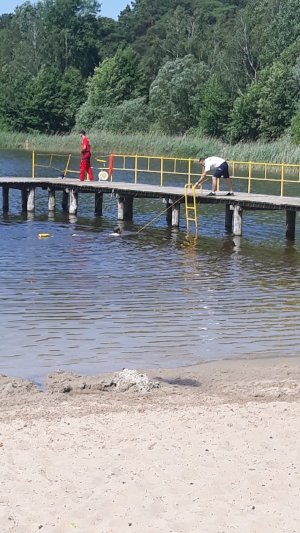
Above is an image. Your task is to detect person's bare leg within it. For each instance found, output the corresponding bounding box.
[227,176,234,192]
[212,176,217,193]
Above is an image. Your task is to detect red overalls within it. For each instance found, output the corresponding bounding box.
[80,136,94,181]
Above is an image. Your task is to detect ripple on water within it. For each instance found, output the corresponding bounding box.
[0,184,300,379]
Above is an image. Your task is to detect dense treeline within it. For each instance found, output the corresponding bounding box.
[1,0,300,144]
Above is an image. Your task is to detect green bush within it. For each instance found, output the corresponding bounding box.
[95,98,150,134]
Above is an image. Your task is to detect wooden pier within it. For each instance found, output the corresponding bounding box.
[1,177,300,239]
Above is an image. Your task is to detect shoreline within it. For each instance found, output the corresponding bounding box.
[1,356,299,532]
[1,355,299,409]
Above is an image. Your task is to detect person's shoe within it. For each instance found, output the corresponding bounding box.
[207,192,216,196]
[226,192,234,196]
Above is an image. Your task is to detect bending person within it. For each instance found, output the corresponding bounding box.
[195,157,234,196]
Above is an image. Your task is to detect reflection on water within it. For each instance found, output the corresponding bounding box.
[0,151,300,380]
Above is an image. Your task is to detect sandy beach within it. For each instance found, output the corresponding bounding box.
[0,357,300,533]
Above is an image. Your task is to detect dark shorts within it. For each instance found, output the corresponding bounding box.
[213,161,229,179]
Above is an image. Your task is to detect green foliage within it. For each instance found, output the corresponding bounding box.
[76,46,147,127]
[198,76,232,139]
[291,107,300,144]
[95,98,150,134]
[60,67,86,130]
[257,63,297,140]
[1,0,300,141]
[229,61,298,142]
[149,55,209,134]
[25,66,65,133]
[229,82,261,142]
[0,65,32,131]
[37,0,101,76]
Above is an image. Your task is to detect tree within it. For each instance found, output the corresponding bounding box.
[291,107,300,144]
[229,61,298,142]
[149,55,209,134]
[198,76,232,139]
[25,66,65,133]
[76,46,147,127]
[60,67,86,130]
[257,62,297,140]
[229,81,261,142]
[37,0,101,76]
[0,65,32,131]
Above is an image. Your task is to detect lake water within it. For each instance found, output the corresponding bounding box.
[1,149,300,382]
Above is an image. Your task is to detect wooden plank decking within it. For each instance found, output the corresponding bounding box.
[1,176,300,210]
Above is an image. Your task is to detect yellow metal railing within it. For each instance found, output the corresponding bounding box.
[32,151,300,197]
[32,152,73,179]
[32,151,110,180]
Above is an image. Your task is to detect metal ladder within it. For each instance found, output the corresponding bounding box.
[184,184,198,233]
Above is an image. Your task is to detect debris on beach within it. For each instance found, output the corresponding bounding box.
[45,368,160,394]
[0,375,39,396]
[112,369,159,393]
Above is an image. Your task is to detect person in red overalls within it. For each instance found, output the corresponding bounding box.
[79,130,94,181]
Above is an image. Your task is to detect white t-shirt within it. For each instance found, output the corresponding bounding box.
[204,157,225,172]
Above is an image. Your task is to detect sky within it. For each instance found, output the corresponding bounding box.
[0,0,129,19]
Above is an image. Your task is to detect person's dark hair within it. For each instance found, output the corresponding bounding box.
[80,129,86,135]
[199,157,205,162]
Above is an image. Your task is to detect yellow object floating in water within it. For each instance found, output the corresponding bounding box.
[38,233,50,238]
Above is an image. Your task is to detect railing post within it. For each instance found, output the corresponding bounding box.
[280,163,284,197]
[188,159,191,187]
[32,151,35,178]
[160,157,164,187]
[248,161,252,193]
[64,154,72,177]
[134,155,138,184]
[109,153,114,181]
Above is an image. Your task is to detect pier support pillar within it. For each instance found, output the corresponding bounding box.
[48,188,55,212]
[171,201,180,227]
[27,188,35,213]
[21,190,28,212]
[225,204,233,232]
[117,195,133,221]
[2,186,9,212]
[69,189,78,215]
[286,209,296,241]
[165,198,172,225]
[95,192,103,216]
[62,190,69,212]
[233,205,243,236]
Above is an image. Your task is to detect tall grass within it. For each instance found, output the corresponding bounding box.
[1,130,300,164]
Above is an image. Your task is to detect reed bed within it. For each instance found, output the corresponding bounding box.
[1,130,300,164]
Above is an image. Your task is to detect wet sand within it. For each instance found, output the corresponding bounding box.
[0,357,300,533]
